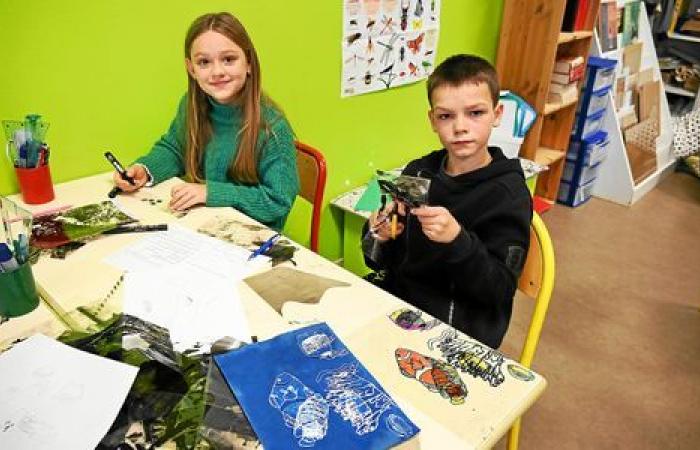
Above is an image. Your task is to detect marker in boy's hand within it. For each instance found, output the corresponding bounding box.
[370,201,406,241]
[411,205,461,243]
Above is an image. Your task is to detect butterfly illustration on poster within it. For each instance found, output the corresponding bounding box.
[342,0,441,97]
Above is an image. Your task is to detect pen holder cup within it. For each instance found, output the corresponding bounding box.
[15,164,55,204]
[0,262,40,318]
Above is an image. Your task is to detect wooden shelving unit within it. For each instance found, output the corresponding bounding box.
[496,0,601,203]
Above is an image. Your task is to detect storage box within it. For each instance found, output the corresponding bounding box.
[573,109,606,140]
[557,178,596,207]
[585,56,617,92]
[578,86,610,117]
[567,131,609,166]
[562,160,602,185]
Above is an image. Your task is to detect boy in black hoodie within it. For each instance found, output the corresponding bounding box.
[363,54,532,349]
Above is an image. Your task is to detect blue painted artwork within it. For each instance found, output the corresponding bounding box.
[214,323,419,450]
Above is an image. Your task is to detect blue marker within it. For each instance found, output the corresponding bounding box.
[0,243,19,273]
[248,233,281,261]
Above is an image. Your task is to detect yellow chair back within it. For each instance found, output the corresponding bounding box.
[508,211,556,450]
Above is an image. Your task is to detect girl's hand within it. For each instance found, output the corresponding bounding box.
[169,182,207,211]
[411,205,461,243]
[113,165,148,192]
[369,201,406,241]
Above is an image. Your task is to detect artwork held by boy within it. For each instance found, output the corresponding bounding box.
[426,328,506,387]
[395,347,467,405]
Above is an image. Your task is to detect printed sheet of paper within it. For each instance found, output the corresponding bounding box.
[0,334,137,450]
[103,223,266,278]
[123,264,252,352]
[341,0,441,97]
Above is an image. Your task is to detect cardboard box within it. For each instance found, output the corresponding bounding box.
[623,41,643,74]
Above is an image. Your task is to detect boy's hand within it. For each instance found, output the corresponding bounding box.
[169,182,207,211]
[411,206,461,243]
[369,201,406,241]
[113,165,148,192]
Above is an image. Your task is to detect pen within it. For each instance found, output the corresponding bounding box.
[390,213,398,239]
[105,151,134,198]
[102,224,168,235]
[248,233,281,261]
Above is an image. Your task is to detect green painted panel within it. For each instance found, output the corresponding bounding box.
[0,0,504,260]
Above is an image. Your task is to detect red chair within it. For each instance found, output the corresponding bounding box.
[295,141,327,253]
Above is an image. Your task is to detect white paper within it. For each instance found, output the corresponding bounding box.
[103,223,266,278]
[123,264,252,353]
[0,334,137,450]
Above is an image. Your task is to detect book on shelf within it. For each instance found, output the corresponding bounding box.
[554,56,585,81]
[622,0,641,46]
[548,83,579,104]
[598,0,619,52]
[551,70,583,85]
[563,0,580,32]
[574,0,591,31]
[549,80,579,94]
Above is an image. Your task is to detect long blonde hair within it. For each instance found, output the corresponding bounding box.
[184,12,265,184]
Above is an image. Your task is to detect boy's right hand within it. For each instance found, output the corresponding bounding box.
[369,201,406,241]
[113,165,149,192]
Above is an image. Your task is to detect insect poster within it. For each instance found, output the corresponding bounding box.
[341,0,441,97]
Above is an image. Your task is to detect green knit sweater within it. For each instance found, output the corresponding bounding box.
[137,96,299,230]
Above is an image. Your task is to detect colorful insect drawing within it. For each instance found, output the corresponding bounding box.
[395,348,467,405]
[346,32,362,45]
[377,33,399,66]
[388,308,441,331]
[400,0,410,31]
[380,15,395,35]
[408,62,418,77]
[406,32,424,54]
[427,329,506,387]
[269,372,329,448]
[378,64,397,88]
[414,0,424,16]
[316,363,394,436]
[507,364,535,382]
[297,331,348,360]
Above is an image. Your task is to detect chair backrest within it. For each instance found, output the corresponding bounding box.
[516,211,556,368]
[508,211,556,450]
[295,141,327,253]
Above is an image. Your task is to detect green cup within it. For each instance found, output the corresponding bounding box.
[0,262,40,317]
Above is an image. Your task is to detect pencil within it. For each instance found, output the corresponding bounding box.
[390,213,397,239]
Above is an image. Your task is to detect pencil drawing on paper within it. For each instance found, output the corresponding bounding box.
[395,348,467,405]
[269,372,330,448]
[427,329,506,387]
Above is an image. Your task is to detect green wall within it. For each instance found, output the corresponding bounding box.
[0,0,503,260]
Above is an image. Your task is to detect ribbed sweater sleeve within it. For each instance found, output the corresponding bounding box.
[206,116,299,229]
[135,99,186,183]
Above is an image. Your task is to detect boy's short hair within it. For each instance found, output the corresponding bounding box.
[427,54,500,107]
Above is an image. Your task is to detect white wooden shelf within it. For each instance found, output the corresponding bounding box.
[591,9,676,206]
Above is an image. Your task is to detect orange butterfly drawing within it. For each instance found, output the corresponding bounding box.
[406,32,424,54]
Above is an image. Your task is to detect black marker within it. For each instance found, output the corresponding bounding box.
[105,151,135,198]
[102,224,168,235]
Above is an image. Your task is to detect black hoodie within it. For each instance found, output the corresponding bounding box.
[363,147,532,348]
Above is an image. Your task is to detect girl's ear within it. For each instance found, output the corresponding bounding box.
[185,59,195,78]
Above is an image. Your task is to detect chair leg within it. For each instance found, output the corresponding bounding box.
[507,417,521,450]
